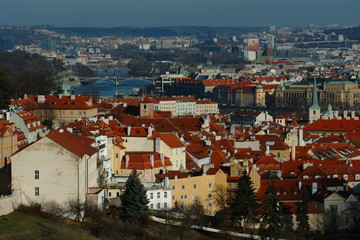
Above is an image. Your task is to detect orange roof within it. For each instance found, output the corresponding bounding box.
[304,119,360,132]
[160,133,185,148]
[46,130,97,158]
[120,152,172,170]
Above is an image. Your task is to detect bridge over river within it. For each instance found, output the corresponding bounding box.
[79,76,153,85]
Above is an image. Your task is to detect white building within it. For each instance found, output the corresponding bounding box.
[11,130,102,207]
[196,100,219,115]
[146,183,171,210]
[9,111,48,144]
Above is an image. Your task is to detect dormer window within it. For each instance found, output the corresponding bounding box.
[356,174,360,180]
[343,174,348,180]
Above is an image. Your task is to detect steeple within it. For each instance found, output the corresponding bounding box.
[308,78,321,123]
[61,80,71,96]
[310,77,320,109]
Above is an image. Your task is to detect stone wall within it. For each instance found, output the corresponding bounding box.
[0,190,20,216]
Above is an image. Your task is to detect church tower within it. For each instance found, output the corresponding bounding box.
[308,78,321,123]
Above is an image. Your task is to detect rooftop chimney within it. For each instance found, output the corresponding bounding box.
[160,153,164,166]
[150,155,154,168]
[265,145,270,155]
[125,155,129,168]
[127,126,131,136]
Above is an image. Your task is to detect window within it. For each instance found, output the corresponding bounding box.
[330,204,338,213]
[150,193,154,199]
[164,203,168,208]
[172,196,175,200]
[35,187,39,196]
[157,192,160,199]
[164,192,167,198]
[109,192,112,197]
[150,204,153,209]
[157,203,160,209]
[35,170,39,179]
[193,184,197,189]
[116,153,119,158]
[208,193,212,198]
[277,152,280,158]
[117,192,120,197]
[182,185,185,189]
[184,195,187,199]
[208,183,212,188]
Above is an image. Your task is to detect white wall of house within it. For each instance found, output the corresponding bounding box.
[196,103,219,115]
[123,137,154,152]
[11,137,99,206]
[147,186,171,210]
[176,101,196,116]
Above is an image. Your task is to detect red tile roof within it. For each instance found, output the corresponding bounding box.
[159,133,185,148]
[304,119,360,132]
[46,130,98,158]
[120,152,172,170]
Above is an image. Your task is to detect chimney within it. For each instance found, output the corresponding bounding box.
[298,181,302,190]
[298,128,304,146]
[291,141,296,160]
[59,129,64,133]
[70,94,75,100]
[148,126,152,137]
[312,182,318,194]
[150,155,154,168]
[164,176,169,187]
[127,126,131,136]
[351,111,356,119]
[125,155,129,168]
[344,110,348,118]
[24,94,27,99]
[334,110,339,118]
[265,145,270,155]
[160,153,164,165]
[58,94,62,99]
[108,116,113,120]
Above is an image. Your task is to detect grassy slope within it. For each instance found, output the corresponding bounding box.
[0,211,99,240]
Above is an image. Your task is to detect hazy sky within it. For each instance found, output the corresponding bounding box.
[1,0,359,27]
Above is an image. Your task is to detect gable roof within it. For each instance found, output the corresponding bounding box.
[46,130,98,158]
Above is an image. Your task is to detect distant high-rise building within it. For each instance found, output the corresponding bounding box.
[267,35,275,49]
[41,36,56,51]
[269,25,276,32]
[0,35,14,50]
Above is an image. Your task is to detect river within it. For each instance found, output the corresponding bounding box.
[72,70,152,97]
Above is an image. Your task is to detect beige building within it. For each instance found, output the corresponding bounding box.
[160,167,227,215]
[0,120,18,168]
[275,79,360,110]
[11,130,101,206]
[196,99,219,115]
[10,94,98,128]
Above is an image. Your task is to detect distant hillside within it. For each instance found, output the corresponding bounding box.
[50,26,267,38]
[325,26,360,41]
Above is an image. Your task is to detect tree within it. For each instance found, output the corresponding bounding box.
[120,169,149,222]
[230,170,259,229]
[295,190,310,235]
[259,184,283,240]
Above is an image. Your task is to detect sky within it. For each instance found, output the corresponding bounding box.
[1,0,359,27]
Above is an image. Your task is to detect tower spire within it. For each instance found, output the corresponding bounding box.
[310,77,320,109]
[308,77,321,123]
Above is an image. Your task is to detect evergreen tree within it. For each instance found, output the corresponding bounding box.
[230,170,259,228]
[295,190,310,235]
[259,184,283,240]
[120,169,149,222]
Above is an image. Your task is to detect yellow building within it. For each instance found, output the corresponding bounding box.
[158,167,227,215]
[0,120,18,168]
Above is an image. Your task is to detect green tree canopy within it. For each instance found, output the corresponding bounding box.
[230,170,259,226]
[120,169,149,222]
[259,184,283,240]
